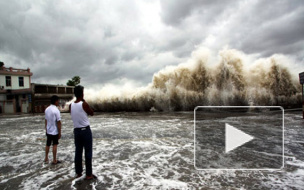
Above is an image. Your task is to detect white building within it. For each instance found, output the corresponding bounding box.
[0,63,33,114]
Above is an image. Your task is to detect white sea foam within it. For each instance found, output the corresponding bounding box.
[0,112,304,189]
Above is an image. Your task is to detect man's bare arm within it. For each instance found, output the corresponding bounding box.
[57,121,61,139]
[45,119,47,135]
[82,100,94,116]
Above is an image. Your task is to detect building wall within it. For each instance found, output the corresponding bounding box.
[31,83,74,113]
[21,98,29,113]
[0,75,30,90]
[4,101,14,113]
[0,75,5,88]
[0,94,5,101]
[0,93,5,114]
[0,66,32,114]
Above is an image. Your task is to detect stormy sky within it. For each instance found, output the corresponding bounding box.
[0,0,303,88]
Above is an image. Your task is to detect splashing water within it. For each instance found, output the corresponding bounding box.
[1,112,304,189]
[86,47,302,112]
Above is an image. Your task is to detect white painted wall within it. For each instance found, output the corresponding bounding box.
[0,73,31,113]
[0,75,30,90]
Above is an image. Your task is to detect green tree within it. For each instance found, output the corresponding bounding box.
[67,76,81,86]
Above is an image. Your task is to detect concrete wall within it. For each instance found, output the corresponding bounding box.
[4,101,14,113]
[0,75,30,89]
[0,75,5,88]
[0,94,5,101]
[0,95,31,114]
[21,99,29,113]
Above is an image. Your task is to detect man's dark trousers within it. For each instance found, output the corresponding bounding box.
[74,126,92,176]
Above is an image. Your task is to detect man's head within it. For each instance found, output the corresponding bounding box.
[50,95,59,106]
[74,85,84,99]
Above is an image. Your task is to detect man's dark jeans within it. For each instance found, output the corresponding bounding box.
[74,126,92,176]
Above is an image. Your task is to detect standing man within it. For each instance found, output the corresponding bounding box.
[44,95,61,164]
[70,85,95,179]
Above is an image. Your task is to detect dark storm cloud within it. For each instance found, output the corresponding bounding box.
[0,0,154,86]
[229,0,304,57]
[159,0,235,26]
[160,0,304,58]
[0,0,303,88]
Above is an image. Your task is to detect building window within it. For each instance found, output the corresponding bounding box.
[6,76,11,86]
[19,77,24,87]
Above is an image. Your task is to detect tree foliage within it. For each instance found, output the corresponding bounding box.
[67,76,81,86]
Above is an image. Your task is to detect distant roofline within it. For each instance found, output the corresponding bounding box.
[31,83,74,88]
[0,66,33,76]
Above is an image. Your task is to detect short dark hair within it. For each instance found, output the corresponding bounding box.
[50,95,59,105]
[74,85,84,98]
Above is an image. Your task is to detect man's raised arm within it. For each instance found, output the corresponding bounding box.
[82,100,94,116]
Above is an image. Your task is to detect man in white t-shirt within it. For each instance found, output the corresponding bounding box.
[44,95,62,164]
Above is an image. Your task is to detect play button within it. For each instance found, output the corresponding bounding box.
[225,123,254,153]
[194,106,284,170]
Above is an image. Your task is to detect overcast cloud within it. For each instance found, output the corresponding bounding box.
[0,0,303,88]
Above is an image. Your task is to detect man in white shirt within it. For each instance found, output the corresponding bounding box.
[70,85,95,179]
[44,95,62,164]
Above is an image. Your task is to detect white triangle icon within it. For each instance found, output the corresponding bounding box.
[225,123,254,153]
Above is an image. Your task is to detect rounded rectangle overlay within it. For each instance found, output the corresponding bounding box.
[194,106,284,171]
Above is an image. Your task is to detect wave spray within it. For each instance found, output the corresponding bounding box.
[86,47,301,111]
